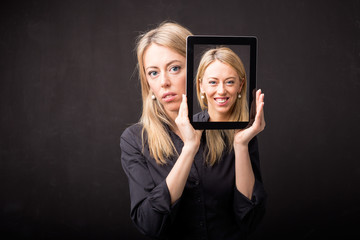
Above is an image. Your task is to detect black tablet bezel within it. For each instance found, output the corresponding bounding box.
[186,35,257,129]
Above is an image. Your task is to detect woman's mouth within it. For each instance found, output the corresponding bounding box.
[162,92,177,102]
[214,97,230,106]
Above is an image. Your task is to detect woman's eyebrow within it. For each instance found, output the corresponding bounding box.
[145,60,182,71]
[166,60,182,67]
[206,76,237,80]
[145,66,158,71]
[206,77,219,80]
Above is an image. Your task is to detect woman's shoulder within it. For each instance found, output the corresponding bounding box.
[122,122,143,134]
[120,122,144,145]
[193,110,209,122]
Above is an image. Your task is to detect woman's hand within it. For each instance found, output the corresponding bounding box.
[175,94,203,150]
[234,89,266,147]
[167,94,203,204]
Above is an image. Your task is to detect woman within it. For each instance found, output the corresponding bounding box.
[120,21,267,240]
[195,47,264,166]
[196,47,249,122]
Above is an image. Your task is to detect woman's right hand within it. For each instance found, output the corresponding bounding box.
[175,94,203,150]
[167,94,203,204]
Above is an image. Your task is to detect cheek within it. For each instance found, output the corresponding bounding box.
[231,88,239,95]
[146,77,154,88]
[147,82,155,92]
[147,82,160,96]
[206,86,216,95]
[230,92,238,100]
[176,76,186,90]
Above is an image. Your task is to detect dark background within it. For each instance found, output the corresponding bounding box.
[1,0,359,239]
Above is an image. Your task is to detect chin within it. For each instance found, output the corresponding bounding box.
[164,104,181,112]
[214,107,231,114]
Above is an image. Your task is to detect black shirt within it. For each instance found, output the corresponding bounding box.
[120,112,267,240]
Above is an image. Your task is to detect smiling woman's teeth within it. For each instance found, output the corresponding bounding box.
[216,98,227,103]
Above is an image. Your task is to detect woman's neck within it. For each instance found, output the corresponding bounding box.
[166,110,183,140]
[208,109,230,122]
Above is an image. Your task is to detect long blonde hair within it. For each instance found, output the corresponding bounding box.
[196,47,249,165]
[136,21,192,165]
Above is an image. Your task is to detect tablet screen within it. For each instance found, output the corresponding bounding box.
[186,35,257,129]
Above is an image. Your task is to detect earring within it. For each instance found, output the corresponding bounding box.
[238,94,241,99]
[201,93,205,99]
[151,94,156,100]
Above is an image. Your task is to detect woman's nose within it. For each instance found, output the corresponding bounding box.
[217,83,226,95]
[160,73,170,87]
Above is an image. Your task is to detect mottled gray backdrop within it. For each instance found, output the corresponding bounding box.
[1,0,359,239]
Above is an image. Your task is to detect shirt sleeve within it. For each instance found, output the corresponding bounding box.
[233,136,267,233]
[120,126,178,239]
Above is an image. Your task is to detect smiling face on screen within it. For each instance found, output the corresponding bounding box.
[200,60,243,121]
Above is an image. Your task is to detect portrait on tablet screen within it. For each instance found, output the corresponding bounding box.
[194,47,249,122]
[186,35,256,129]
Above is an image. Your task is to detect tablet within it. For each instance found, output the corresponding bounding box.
[186,35,257,129]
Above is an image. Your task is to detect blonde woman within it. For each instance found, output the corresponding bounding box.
[196,47,249,123]
[120,22,267,240]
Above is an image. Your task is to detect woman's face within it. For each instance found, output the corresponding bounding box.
[143,43,186,119]
[200,60,243,121]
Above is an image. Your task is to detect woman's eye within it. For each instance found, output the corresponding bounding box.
[208,81,217,85]
[148,71,158,77]
[170,66,180,72]
[226,80,235,85]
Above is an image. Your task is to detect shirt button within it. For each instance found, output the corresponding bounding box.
[195,180,199,185]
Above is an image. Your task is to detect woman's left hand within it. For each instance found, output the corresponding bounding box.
[234,89,266,147]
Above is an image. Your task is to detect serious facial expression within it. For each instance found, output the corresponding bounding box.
[143,43,186,120]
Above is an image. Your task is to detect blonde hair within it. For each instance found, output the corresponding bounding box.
[195,47,249,165]
[136,21,192,165]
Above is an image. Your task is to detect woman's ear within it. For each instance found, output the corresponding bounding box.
[199,79,205,93]
[238,77,245,93]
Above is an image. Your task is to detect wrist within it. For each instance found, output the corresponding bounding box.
[234,142,249,152]
[182,142,200,155]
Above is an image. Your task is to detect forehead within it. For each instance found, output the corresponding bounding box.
[204,60,238,78]
[143,43,184,67]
